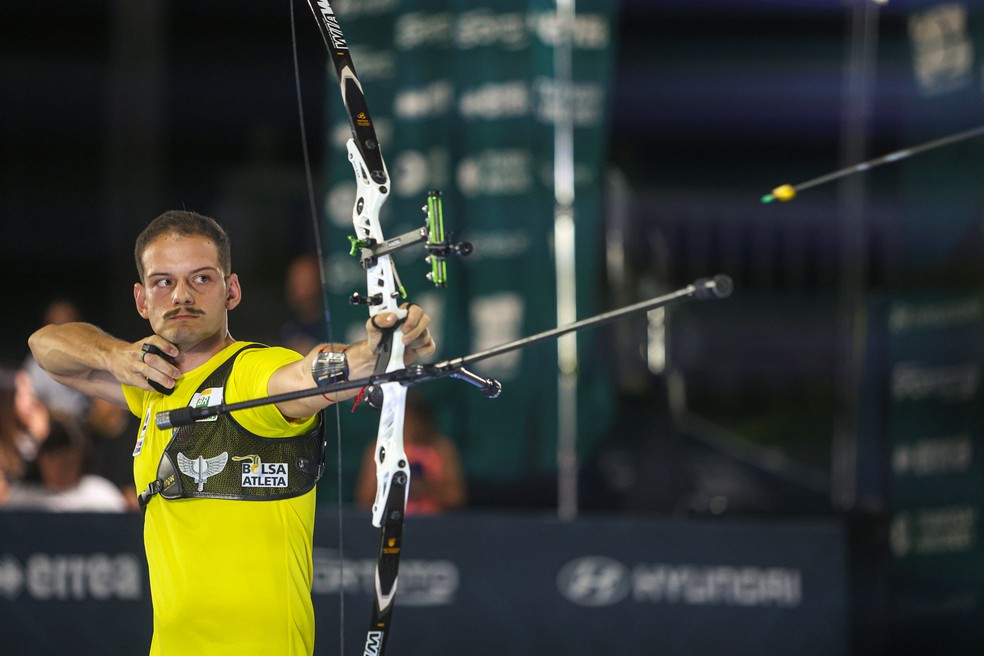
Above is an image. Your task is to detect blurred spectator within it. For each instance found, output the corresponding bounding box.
[23,298,91,418]
[0,367,50,482]
[278,253,327,354]
[355,391,467,515]
[0,370,24,480]
[86,397,140,511]
[3,419,127,512]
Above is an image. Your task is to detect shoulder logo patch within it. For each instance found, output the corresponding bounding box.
[189,387,224,422]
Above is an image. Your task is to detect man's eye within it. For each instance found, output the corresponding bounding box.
[194,275,211,284]
[154,279,172,288]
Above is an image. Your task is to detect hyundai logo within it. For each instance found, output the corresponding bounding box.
[556,556,631,607]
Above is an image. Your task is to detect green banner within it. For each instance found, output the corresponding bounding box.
[881,291,984,642]
[895,1,984,282]
[317,1,618,498]
[870,4,984,647]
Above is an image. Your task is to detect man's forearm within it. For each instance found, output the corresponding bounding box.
[270,340,375,420]
[29,322,124,378]
[27,322,141,406]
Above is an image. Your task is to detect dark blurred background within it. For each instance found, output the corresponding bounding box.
[2,1,984,652]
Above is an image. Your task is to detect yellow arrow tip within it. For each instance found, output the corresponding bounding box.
[767,184,797,202]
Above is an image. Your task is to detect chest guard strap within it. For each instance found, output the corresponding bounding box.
[139,344,325,507]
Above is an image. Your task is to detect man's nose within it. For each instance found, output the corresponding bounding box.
[171,278,195,303]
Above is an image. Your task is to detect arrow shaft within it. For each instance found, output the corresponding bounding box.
[794,124,984,192]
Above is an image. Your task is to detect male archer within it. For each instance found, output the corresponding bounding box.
[28,210,435,655]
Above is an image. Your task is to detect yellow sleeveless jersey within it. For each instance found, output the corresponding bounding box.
[123,341,319,656]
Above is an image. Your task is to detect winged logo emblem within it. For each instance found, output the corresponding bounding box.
[177,452,229,491]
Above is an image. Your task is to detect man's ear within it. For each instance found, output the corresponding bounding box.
[134,283,149,319]
[225,273,242,310]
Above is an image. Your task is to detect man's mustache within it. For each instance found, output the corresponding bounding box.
[163,308,205,319]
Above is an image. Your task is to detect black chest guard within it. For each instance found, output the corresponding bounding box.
[138,344,325,507]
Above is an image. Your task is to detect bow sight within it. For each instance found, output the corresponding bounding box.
[348,190,472,307]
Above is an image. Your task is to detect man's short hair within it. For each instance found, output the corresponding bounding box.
[134,210,232,281]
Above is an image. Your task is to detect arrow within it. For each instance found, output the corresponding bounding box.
[761,124,984,203]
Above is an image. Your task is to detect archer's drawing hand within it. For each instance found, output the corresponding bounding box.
[118,336,180,393]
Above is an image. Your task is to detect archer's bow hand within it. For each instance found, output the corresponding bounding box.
[366,303,435,364]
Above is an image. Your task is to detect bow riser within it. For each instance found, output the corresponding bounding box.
[345,140,411,529]
[370,382,409,528]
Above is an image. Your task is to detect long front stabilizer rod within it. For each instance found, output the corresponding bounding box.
[155,275,732,429]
